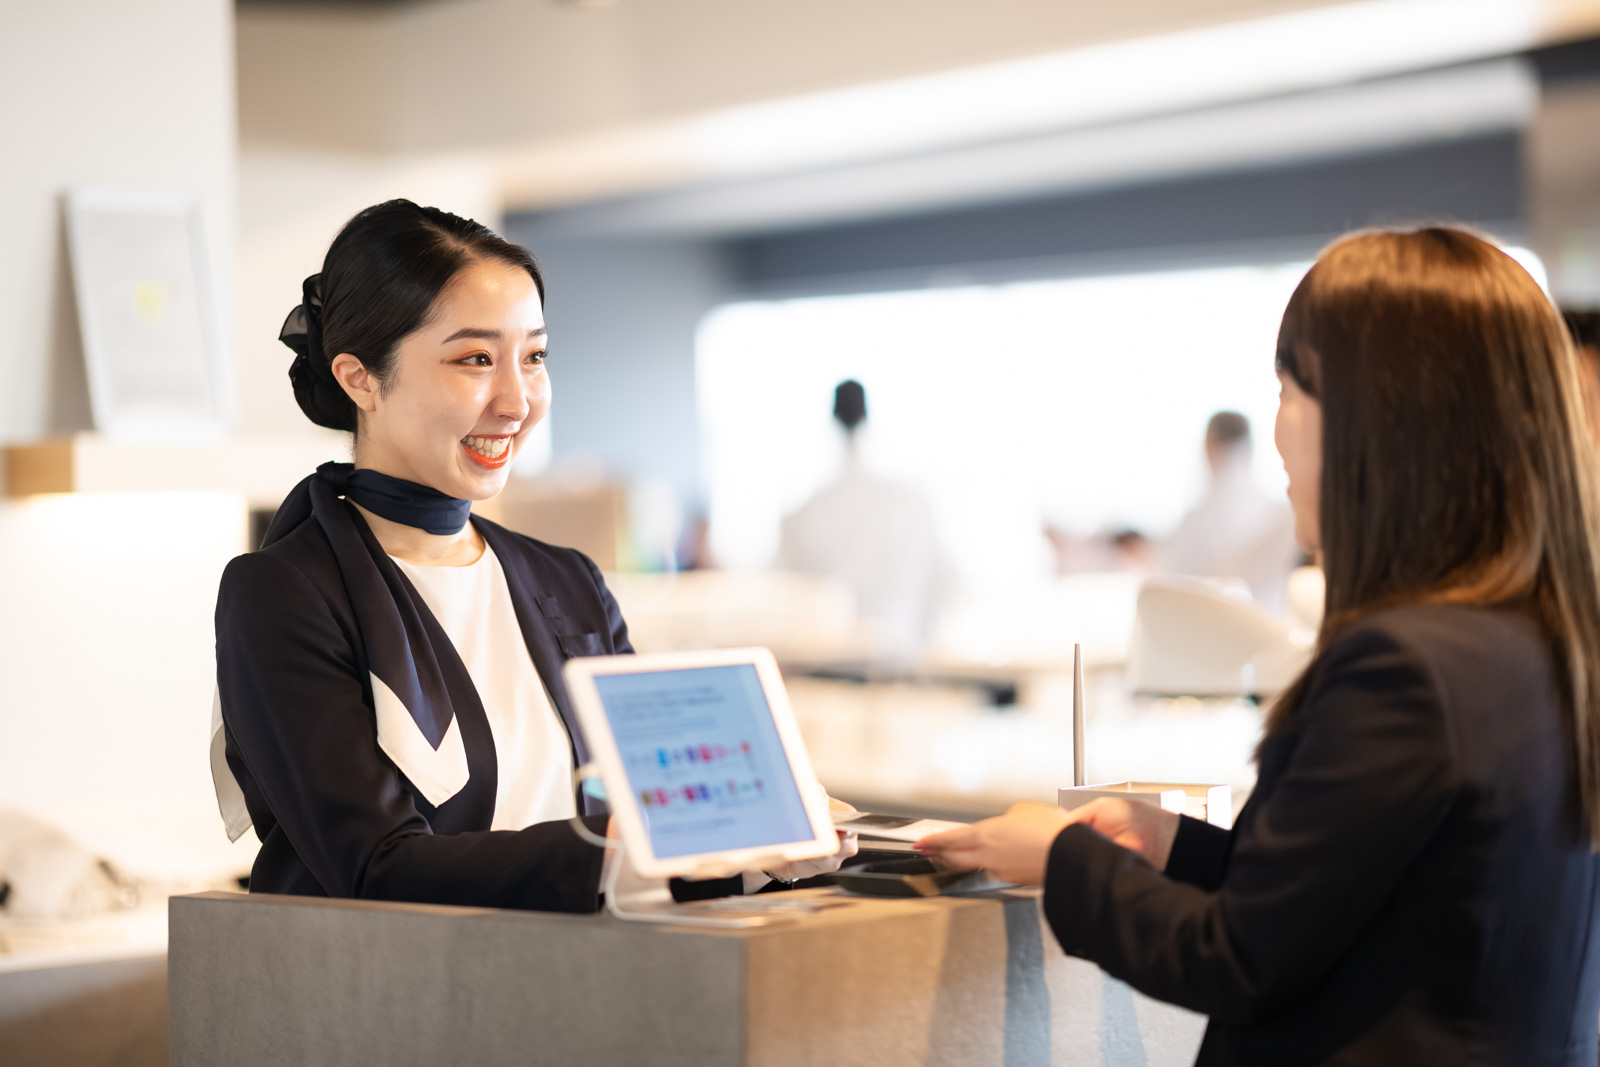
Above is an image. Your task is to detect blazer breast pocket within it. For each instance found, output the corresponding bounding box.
[557,632,608,658]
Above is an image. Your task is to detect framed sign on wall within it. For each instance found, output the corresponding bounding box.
[65,187,231,441]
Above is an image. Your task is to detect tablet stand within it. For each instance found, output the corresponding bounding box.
[602,844,829,928]
[572,764,838,928]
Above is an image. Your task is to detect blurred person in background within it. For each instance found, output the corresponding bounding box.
[677,512,716,571]
[1164,410,1301,612]
[1044,525,1155,575]
[777,380,946,664]
[1108,528,1156,573]
[921,228,1600,1066]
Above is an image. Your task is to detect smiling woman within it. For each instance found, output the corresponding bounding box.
[325,255,550,567]
[211,200,854,913]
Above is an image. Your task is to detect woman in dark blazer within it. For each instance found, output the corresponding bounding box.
[213,200,852,913]
[920,228,1600,1065]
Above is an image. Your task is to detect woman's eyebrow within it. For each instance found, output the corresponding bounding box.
[441,326,548,343]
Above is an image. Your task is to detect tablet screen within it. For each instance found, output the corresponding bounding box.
[592,664,816,858]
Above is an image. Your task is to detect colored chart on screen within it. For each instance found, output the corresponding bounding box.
[593,665,814,858]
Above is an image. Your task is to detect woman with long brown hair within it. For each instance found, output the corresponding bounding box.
[919,228,1600,1065]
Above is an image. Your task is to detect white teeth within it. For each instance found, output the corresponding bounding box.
[463,436,510,459]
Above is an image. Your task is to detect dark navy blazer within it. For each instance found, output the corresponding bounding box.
[215,507,736,912]
[1043,603,1600,1066]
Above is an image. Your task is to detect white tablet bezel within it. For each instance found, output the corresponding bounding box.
[563,647,839,881]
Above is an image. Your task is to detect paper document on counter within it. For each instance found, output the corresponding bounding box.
[831,813,967,842]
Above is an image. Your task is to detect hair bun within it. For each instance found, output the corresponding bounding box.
[279,273,356,432]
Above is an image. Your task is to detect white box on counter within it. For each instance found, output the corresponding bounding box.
[1059,782,1233,828]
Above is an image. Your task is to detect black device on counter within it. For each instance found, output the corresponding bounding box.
[828,856,1010,898]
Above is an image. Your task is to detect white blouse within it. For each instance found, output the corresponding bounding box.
[393,545,774,895]
[391,546,577,831]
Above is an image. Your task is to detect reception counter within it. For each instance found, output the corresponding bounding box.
[169,889,1204,1067]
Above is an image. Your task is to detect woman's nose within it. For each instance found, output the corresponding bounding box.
[490,360,532,421]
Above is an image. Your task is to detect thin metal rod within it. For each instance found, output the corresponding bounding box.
[1073,643,1086,787]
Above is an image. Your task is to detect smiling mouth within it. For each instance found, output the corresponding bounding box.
[461,434,514,469]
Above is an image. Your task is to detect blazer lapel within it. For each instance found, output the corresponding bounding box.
[380,563,500,831]
[477,521,596,775]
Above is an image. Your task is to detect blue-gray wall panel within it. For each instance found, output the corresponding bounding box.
[504,233,728,501]
[728,133,1524,292]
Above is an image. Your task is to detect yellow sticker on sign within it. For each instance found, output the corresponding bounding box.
[133,281,167,323]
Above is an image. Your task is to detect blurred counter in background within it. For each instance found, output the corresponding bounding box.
[3,433,344,507]
[608,567,1269,823]
[607,570,878,663]
[787,674,1262,823]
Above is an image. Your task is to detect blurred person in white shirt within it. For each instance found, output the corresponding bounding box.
[777,380,946,664]
[1163,411,1301,612]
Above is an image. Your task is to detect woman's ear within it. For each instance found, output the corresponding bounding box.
[330,352,380,414]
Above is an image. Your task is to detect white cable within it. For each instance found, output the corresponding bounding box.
[566,762,621,848]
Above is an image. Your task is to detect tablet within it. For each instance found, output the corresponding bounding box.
[562,647,841,881]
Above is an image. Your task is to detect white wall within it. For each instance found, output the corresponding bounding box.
[235,148,501,436]
[0,493,256,878]
[0,0,251,878]
[0,0,236,444]
[234,6,396,155]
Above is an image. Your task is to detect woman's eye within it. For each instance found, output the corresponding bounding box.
[526,350,547,366]
[459,352,491,367]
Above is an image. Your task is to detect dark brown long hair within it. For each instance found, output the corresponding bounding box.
[1269,228,1600,843]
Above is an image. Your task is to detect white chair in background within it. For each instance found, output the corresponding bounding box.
[1127,577,1314,698]
[1286,565,1327,633]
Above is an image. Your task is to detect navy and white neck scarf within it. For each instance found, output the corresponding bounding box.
[260,461,477,805]
[322,464,473,536]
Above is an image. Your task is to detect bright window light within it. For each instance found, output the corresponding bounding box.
[697,262,1314,591]
[699,245,1552,591]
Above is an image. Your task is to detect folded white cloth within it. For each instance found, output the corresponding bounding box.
[0,809,136,922]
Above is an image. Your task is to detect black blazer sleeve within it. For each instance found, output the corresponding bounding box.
[1039,626,1456,1024]
[1164,815,1233,891]
[216,551,606,913]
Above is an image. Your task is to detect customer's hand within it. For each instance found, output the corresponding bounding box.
[757,796,861,883]
[1059,797,1179,870]
[913,799,1181,884]
[913,802,1071,886]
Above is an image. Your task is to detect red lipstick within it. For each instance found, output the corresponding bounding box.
[461,434,515,470]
